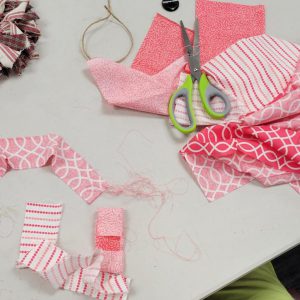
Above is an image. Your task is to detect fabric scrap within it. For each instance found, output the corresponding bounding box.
[196,0,265,64]
[180,123,300,201]
[0,134,108,204]
[17,203,131,299]
[132,14,193,75]
[88,56,185,115]
[17,202,63,268]
[95,208,124,274]
[174,34,300,126]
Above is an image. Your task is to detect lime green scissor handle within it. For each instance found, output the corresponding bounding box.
[199,73,231,119]
[168,74,196,135]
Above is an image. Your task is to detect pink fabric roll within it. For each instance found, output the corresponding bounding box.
[95,208,124,274]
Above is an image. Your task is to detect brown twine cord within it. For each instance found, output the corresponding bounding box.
[81,0,134,62]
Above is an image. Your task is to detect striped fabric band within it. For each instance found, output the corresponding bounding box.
[17,203,131,299]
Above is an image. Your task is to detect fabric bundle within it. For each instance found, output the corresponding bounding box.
[0,134,108,204]
[0,0,40,77]
[180,60,300,201]
[88,0,266,116]
[17,203,131,299]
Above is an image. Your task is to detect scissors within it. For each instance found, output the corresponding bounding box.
[168,18,231,134]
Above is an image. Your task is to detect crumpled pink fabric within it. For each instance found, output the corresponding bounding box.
[0,134,108,204]
[132,0,265,75]
[180,60,300,201]
[88,56,185,115]
[17,203,131,299]
[95,208,124,275]
[174,34,300,126]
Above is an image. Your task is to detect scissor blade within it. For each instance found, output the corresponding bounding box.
[180,20,193,57]
[180,20,201,82]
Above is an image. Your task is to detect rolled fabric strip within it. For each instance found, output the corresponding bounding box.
[95,208,124,274]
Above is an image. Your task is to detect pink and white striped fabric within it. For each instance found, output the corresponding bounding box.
[180,60,300,201]
[174,34,300,126]
[17,203,131,299]
[0,134,108,204]
[17,202,63,268]
[96,208,124,274]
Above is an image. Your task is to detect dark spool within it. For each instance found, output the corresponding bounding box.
[162,0,179,12]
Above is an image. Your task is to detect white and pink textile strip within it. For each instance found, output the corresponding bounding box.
[180,60,300,201]
[174,34,300,126]
[17,203,131,299]
[0,134,108,204]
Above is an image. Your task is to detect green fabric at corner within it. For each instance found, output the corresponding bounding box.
[206,262,293,300]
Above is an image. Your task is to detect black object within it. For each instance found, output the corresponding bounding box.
[273,244,300,291]
[162,0,179,12]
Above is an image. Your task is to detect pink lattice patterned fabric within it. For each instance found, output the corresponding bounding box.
[88,56,185,115]
[95,208,124,274]
[17,203,131,299]
[180,60,300,201]
[174,35,300,126]
[0,134,108,204]
[132,0,265,75]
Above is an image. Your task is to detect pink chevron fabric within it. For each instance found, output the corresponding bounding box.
[88,56,185,115]
[95,208,124,274]
[174,35,300,126]
[17,203,131,299]
[180,61,300,201]
[132,1,265,75]
[0,134,108,204]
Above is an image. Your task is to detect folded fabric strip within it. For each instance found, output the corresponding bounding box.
[88,56,185,115]
[132,0,265,75]
[0,134,108,204]
[96,208,124,274]
[17,203,131,299]
[174,35,300,126]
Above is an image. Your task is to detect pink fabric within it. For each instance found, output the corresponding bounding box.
[0,134,108,204]
[174,34,300,126]
[132,1,265,75]
[88,56,185,115]
[132,14,193,75]
[95,208,124,274]
[17,203,131,299]
[180,61,300,201]
[196,0,265,64]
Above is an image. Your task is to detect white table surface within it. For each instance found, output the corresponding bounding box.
[1,0,300,299]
